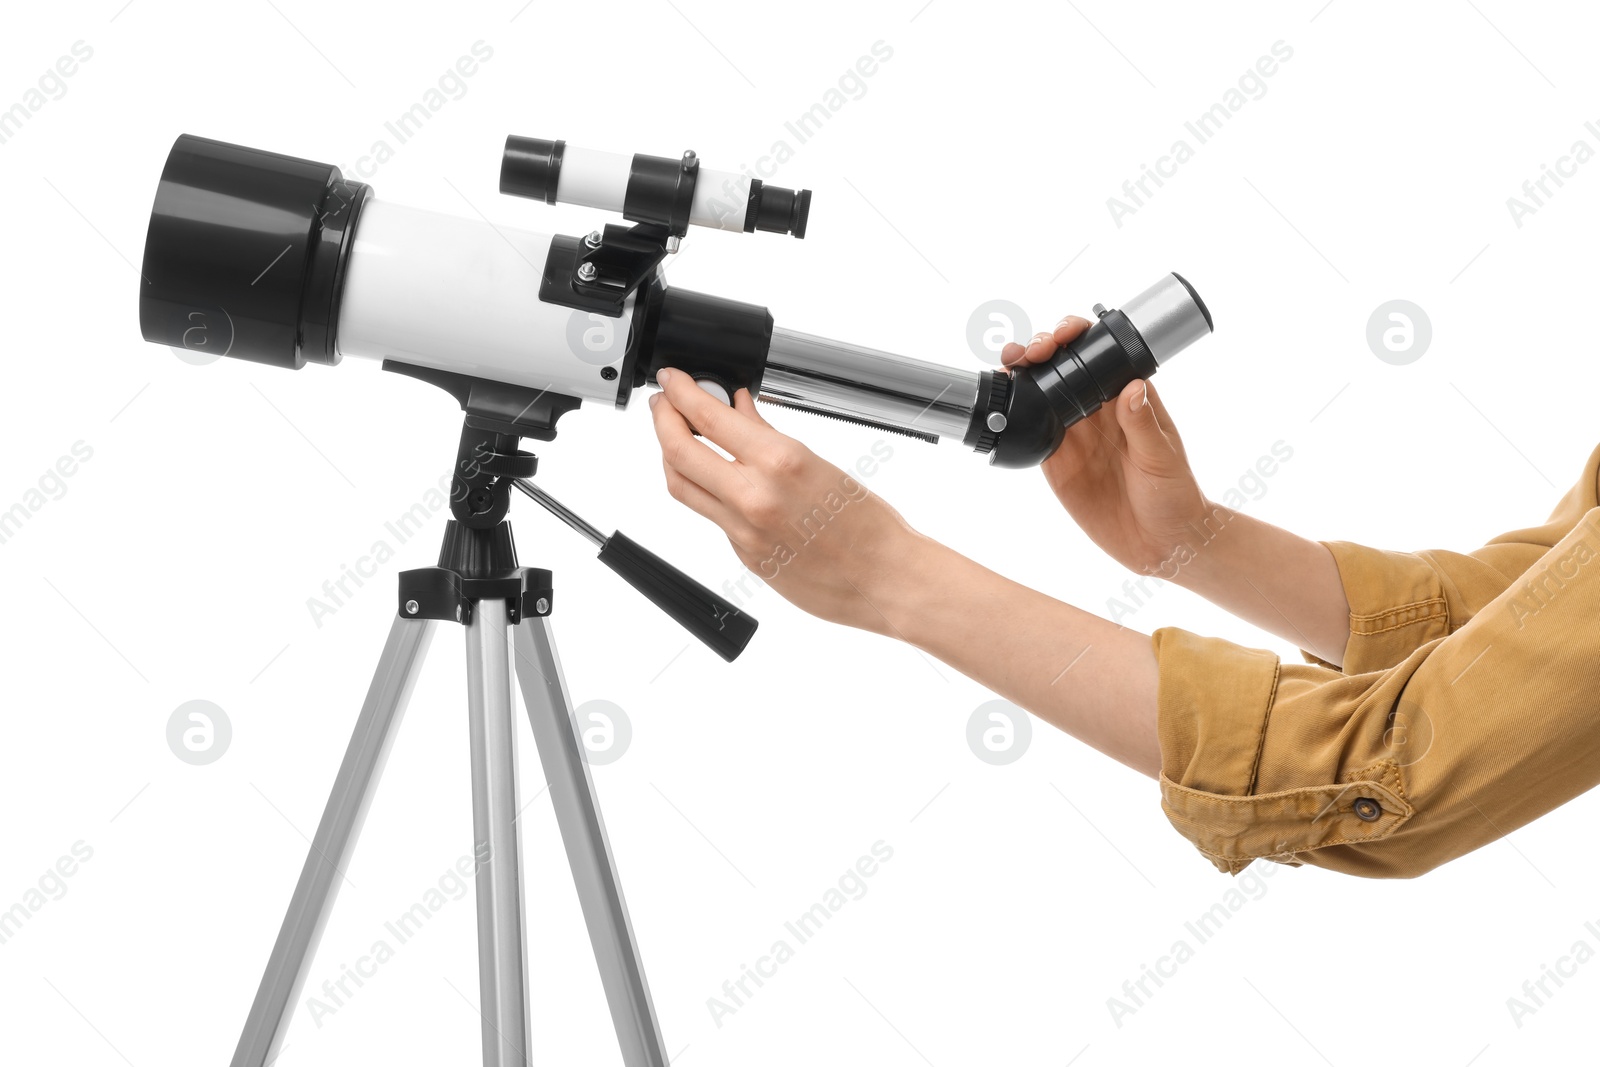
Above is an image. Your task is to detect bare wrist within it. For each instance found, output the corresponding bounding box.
[1144,496,1237,589]
[856,530,955,643]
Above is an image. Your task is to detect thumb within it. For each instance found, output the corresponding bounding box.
[1113,380,1177,473]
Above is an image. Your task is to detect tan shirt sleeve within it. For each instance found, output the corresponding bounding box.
[1155,445,1600,878]
[1309,443,1600,674]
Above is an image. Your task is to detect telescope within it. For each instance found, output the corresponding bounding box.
[139,134,1212,469]
[135,134,1216,1067]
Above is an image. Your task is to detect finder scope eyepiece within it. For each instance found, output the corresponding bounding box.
[138,134,1212,469]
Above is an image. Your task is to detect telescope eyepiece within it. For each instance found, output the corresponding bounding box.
[500,135,564,205]
[1122,271,1212,365]
[986,273,1214,468]
[746,180,810,239]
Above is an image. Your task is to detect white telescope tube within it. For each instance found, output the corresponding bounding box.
[336,198,633,404]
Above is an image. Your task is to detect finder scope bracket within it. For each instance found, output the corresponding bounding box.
[540,223,672,317]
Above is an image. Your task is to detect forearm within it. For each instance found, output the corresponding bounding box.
[866,532,1161,777]
[1167,503,1350,666]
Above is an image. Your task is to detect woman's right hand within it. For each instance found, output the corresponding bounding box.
[1003,318,1213,577]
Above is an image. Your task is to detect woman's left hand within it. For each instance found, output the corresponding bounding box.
[648,367,922,634]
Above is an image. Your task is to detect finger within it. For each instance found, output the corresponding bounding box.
[1000,341,1027,367]
[661,458,736,528]
[1113,379,1177,472]
[1051,315,1092,346]
[649,390,749,500]
[1021,330,1059,365]
[1141,378,1180,438]
[657,368,770,459]
[1063,392,1126,456]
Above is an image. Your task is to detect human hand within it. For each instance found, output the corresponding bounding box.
[1002,317,1211,576]
[648,368,922,633]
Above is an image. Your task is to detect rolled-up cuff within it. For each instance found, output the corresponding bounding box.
[1314,541,1449,674]
[1152,626,1415,875]
[1153,627,1280,800]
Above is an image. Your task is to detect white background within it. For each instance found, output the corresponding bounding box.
[2,1,1597,1064]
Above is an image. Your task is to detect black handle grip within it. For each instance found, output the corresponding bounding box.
[596,531,758,661]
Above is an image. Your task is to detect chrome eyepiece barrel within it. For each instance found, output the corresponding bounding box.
[1122,273,1213,366]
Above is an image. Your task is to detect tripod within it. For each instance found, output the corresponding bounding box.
[228,411,757,1067]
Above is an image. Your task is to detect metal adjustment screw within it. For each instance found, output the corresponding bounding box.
[454,605,464,623]
[535,597,550,615]
[1352,797,1382,822]
[665,235,682,254]
[986,411,1008,432]
[601,366,618,380]
[405,599,420,615]
[584,230,603,249]
[577,261,598,283]
[1092,303,1108,318]
[682,150,697,171]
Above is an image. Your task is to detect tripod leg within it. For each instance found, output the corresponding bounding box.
[513,617,670,1067]
[465,598,533,1066]
[231,616,435,1067]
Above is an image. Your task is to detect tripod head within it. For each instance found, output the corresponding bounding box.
[403,414,757,662]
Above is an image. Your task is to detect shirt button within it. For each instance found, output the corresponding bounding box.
[1353,797,1382,822]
